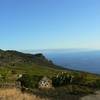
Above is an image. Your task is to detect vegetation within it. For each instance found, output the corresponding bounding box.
[18,74,42,89]
[0,49,100,99]
[18,72,100,95]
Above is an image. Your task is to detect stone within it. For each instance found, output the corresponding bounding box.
[38,76,52,89]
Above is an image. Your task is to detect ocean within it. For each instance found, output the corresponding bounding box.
[44,50,100,74]
[23,49,100,74]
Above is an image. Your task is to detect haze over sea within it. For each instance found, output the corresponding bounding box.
[23,49,100,74]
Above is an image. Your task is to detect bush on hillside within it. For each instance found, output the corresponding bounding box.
[52,73,74,87]
[18,74,42,89]
[52,72,88,87]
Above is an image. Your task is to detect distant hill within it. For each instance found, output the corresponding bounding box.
[0,49,56,68]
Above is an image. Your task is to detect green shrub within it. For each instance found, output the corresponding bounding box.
[95,79,100,88]
[18,74,42,89]
[52,73,73,87]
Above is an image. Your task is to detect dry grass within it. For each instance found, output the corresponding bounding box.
[0,88,48,100]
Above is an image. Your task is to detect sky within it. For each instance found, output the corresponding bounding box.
[0,0,100,50]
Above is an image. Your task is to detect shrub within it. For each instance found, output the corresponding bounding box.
[18,74,42,89]
[52,73,73,87]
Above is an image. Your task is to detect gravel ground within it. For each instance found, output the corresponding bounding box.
[80,91,100,100]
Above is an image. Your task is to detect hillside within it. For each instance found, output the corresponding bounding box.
[0,49,69,78]
[0,49,55,67]
[0,49,100,100]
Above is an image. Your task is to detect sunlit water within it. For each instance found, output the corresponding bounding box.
[44,50,100,74]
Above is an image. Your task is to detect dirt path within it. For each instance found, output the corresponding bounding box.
[80,91,100,100]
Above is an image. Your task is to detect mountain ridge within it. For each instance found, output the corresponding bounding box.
[0,49,55,68]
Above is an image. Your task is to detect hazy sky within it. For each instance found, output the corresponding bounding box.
[0,0,100,50]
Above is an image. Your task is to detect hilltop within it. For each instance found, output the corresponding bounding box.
[0,49,55,68]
